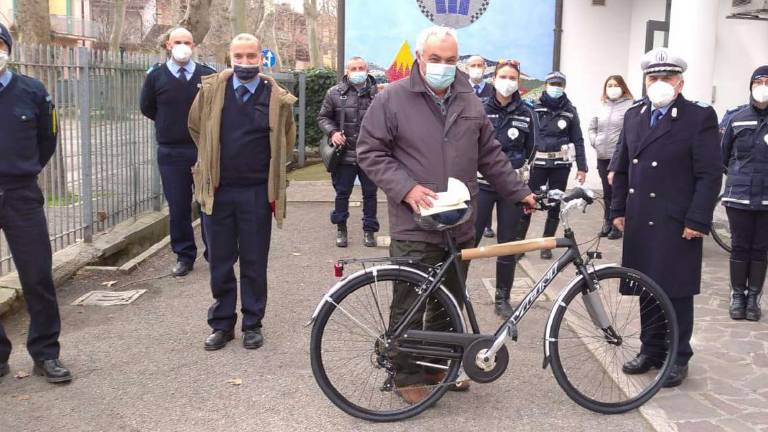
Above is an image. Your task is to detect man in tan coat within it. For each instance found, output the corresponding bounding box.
[188,33,296,351]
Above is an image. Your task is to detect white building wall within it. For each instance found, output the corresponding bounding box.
[0,0,14,27]
[624,0,668,96]
[712,0,768,116]
[560,0,634,188]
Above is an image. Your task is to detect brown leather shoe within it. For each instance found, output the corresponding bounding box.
[395,385,430,404]
[424,371,471,392]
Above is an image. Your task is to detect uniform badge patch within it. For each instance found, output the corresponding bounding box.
[764,134,768,145]
[507,127,519,140]
[557,119,567,130]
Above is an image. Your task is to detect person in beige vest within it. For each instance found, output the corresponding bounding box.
[188,33,296,351]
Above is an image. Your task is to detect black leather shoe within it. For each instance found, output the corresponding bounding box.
[483,227,495,238]
[33,359,73,383]
[622,354,662,375]
[243,329,264,349]
[172,261,193,277]
[204,330,234,351]
[662,364,688,388]
[540,249,553,260]
[0,361,8,377]
[363,231,377,247]
[607,227,623,240]
[336,225,348,248]
[598,222,612,238]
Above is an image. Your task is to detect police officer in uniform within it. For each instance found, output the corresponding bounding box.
[721,65,768,322]
[611,48,722,387]
[522,72,587,259]
[0,23,72,383]
[467,55,493,102]
[474,59,536,317]
[317,56,380,248]
[140,27,216,277]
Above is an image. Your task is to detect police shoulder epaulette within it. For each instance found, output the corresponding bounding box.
[694,100,711,108]
[146,63,163,74]
[630,99,646,109]
[199,63,217,73]
[522,99,535,108]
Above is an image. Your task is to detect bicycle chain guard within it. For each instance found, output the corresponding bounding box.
[462,337,509,383]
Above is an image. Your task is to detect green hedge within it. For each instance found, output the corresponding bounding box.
[303,68,338,147]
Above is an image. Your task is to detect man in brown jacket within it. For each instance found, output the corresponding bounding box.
[357,26,536,403]
[188,33,296,351]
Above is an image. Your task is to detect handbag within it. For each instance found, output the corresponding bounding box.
[320,94,348,173]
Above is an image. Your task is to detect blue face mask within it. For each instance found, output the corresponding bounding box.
[424,62,457,90]
[234,64,260,82]
[348,71,367,85]
[545,85,564,99]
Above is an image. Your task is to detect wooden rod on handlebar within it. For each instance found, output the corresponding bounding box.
[460,238,559,261]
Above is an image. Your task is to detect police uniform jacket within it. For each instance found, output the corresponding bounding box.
[533,92,588,171]
[478,89,536,191]
[317,74,378,165]
[721,105,768,211]
[610,95,722,298]
[0,72,57,188]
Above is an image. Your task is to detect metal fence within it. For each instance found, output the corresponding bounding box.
[0,45,308,275]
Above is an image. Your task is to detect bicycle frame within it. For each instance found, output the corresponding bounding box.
[391,197,611,363]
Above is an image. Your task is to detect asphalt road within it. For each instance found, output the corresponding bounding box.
[0,201,652,432]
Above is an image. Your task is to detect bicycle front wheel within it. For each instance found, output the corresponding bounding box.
[310,267,465,422]
[548,267,678,414]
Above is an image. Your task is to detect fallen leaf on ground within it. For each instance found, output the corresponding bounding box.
[291,252,302,256]
[100,281,118,288]
[14,371,30,379]
[226,378,243,386]
[15,395,31,401]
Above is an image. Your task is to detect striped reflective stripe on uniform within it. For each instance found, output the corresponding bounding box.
[732,121,758,127]
[721,197,751,204]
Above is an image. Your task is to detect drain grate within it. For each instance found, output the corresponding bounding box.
[71,290,147,306]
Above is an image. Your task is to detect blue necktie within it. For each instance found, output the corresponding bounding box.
[178,67,188,82]
[0,82,4,92]
[651,109,664,128]
[474,84,480,95]
[236,85,251,103]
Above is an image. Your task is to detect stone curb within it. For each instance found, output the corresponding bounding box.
[0,210,171,319]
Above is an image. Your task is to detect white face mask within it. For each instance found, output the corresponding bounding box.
[494,78,518,97]
[468,67,483,80]
[171,44,193,64]
[0,51,8,71]
[752,84,768,104]
[646,80,677,108]
[424,62,457,90]
[606,87,623,100]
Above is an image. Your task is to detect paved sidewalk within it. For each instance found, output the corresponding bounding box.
[514,201,768,432]
[0,182,652,432]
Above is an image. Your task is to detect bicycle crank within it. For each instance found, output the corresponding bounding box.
[462,337,509,383]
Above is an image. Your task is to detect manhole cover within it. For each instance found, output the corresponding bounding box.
[72,290,147,306]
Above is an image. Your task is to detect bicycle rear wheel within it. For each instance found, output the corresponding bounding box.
[548,267,678,414]
[310,267,465,422]
[711,197,732,253]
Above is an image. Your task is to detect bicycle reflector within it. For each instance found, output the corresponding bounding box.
[334,261,344,278]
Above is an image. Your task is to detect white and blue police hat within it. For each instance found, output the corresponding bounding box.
[545,71,566,85]
[641,48,687,76]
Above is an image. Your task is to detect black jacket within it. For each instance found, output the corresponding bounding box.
[0,72,57,188]
[611,95,722,297]
[721,104,768,210]
[317,74,378,165]
[533,92,587,171]
[478,90,536,190]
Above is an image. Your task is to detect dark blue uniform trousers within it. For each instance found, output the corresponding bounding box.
[330,164,379,232]
[0,184,61,362]
[203,184,272,332]
[639,293,694,366]
[158,145,205,265]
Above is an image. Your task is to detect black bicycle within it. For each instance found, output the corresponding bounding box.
[711,195,732,253]
[308,186,679,421]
